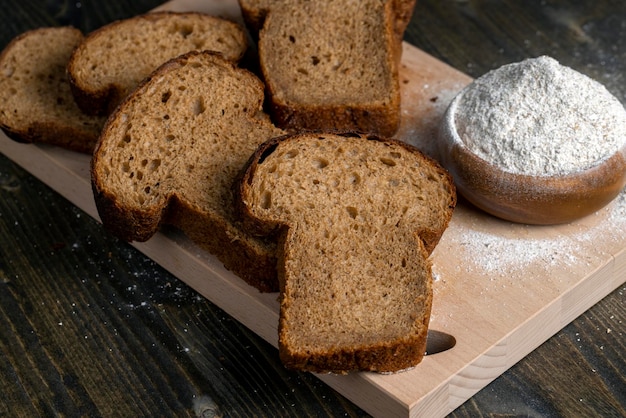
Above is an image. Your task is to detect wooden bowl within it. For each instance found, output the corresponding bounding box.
[438,92,626,225]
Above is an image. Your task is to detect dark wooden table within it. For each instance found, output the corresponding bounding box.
[1,1,624,417]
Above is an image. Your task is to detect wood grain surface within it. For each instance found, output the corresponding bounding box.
[0,1,625,417]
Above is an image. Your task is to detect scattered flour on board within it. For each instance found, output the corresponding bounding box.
[434,187,626,278]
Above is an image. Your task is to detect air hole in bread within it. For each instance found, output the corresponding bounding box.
[161,91,171,103]
[141,159,148,167]
[349,173,361,185]
[174,23,194,39]
[314,158,329,169]
[260,190,272,209]
[136,171,143,181]
[380,157,396,167]
[346,206,358,219]
[193,97,206,115]
[150,159,161,172]
[285,149,298,158]
[144,186,151,194]
[311,56,320,66]
[118,135,131,147]
[165,134,174,142]
[297,68,308,75]
[122,162,130,173]
[288,35,295,43]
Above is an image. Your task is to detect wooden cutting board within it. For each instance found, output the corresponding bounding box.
[1,1,625,416]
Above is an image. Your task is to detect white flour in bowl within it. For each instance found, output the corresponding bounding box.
[456,56,626,176]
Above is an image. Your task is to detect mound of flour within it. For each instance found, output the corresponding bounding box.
[456,56,626,176]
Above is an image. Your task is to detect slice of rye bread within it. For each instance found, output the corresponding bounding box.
[237,0,415,137]
[236,132,457,373]
[91,51,285,292]
[68,11,248,116]
[0,27,106,154]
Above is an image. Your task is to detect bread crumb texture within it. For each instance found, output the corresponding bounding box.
[242,132,456,372]
[260,1,392,102]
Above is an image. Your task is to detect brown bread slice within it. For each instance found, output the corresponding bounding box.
[237,132,457,373]
[238,0,414,137]
[92,51,285,292]
[68,11,248,116]
[0,27,106,154]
